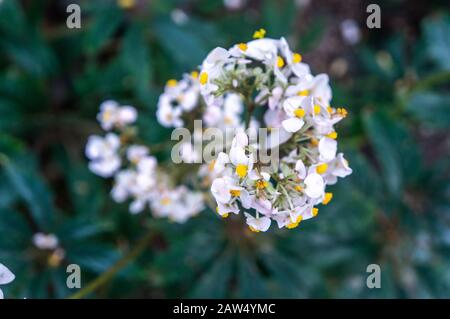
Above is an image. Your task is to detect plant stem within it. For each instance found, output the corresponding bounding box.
[67,231,154,299]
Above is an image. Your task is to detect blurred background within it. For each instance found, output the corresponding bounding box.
[0,0,449,298]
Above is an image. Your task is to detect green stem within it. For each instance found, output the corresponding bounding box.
[67,231,154,299]
[413,71,450,91]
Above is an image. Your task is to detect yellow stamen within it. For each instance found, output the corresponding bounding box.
[238,43,248,51]
[327,106,334,114]
[292,53,302,63]
[336,107,348,117]
[161,197,171,206]
[294,109,305,118]
[191,71,199,79]
[230,189,241,197]
[295,185,303,192]
[326,132,338,139]
[297,89,310,96]
[256,180,268,189]
[199,72,208,85]
[312,207,319,217]
[316,163,328,174]
[236,164,248,178]
[102,110,112,122]
[314,105,321,115]
[208,159,216,172]
[249,225,260,232]
[253,28,266,39]
[310,138,319,146]
[222,213,229,218]
[166,79,178,87]
[287,215,303,229]
[118,0,136,9]
[322,192,333,205]
[277,56,285,68]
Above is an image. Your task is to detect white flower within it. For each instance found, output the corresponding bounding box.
[33,233,59,250]
[318,137,337,162]
[340,19,361,45]
[156,103,183,128]
[295,159,307,179]
[111,170,136,203]
[229,132,254,178]
[97,100,137,130]
[224,0,245,10]
[244,213,271,232]
[86,133,121,177]
[179,142,200,163]
[211,176,242,204]
[304,172,325,198]
[281,96,313,133]
[323,153,353,184]
[0,263,15,299]
[127,145,149,164]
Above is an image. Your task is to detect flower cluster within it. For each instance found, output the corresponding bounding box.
[201,31,352,232]
[86,29,352,231]
[0,263,14,299]
[86,101,204,222]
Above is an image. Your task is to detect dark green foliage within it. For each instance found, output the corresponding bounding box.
[0,0,448,298]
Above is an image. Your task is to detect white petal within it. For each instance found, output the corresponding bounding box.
[295,160,307,179]
[0,264,15,285]
[282,118,304,133]
[318,137,337,162]
[304,173,325,198]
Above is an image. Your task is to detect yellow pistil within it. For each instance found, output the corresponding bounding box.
[224,116,233,125]
[102,110,113,122]
[297,89,310,96]
[253,28,266,39]
[230,189,241,197]
[208,159,216,172]
[256,180,268,189]
[293,53,302,63]
[314,105,321,115]
[326,131,338,139]
[48,250,64,268]
[166,79,178,87]
[287,215,303,229]
[316,163,328,174]
[336,107,348,117]
[322,192,333,205]
[236,164,248,178]
[238,43,248,51]
[312,207,319,217]
[277,56,285,68]
[118,0,136,9]
[199,72,208,85]
[161,197,171,206]
[191,71,199,79]
[249,225,260,232]
[294,109,305,118]
[295,185,303,192]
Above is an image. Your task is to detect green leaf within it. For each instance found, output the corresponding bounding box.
[1,155,55,230]
[153,19,209,69]
[423,15,450,70]
[121,24,153,101]
[190,250,234,298]
[83,5,124,55]
[407,91,450,128]
[363,111,404,198]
